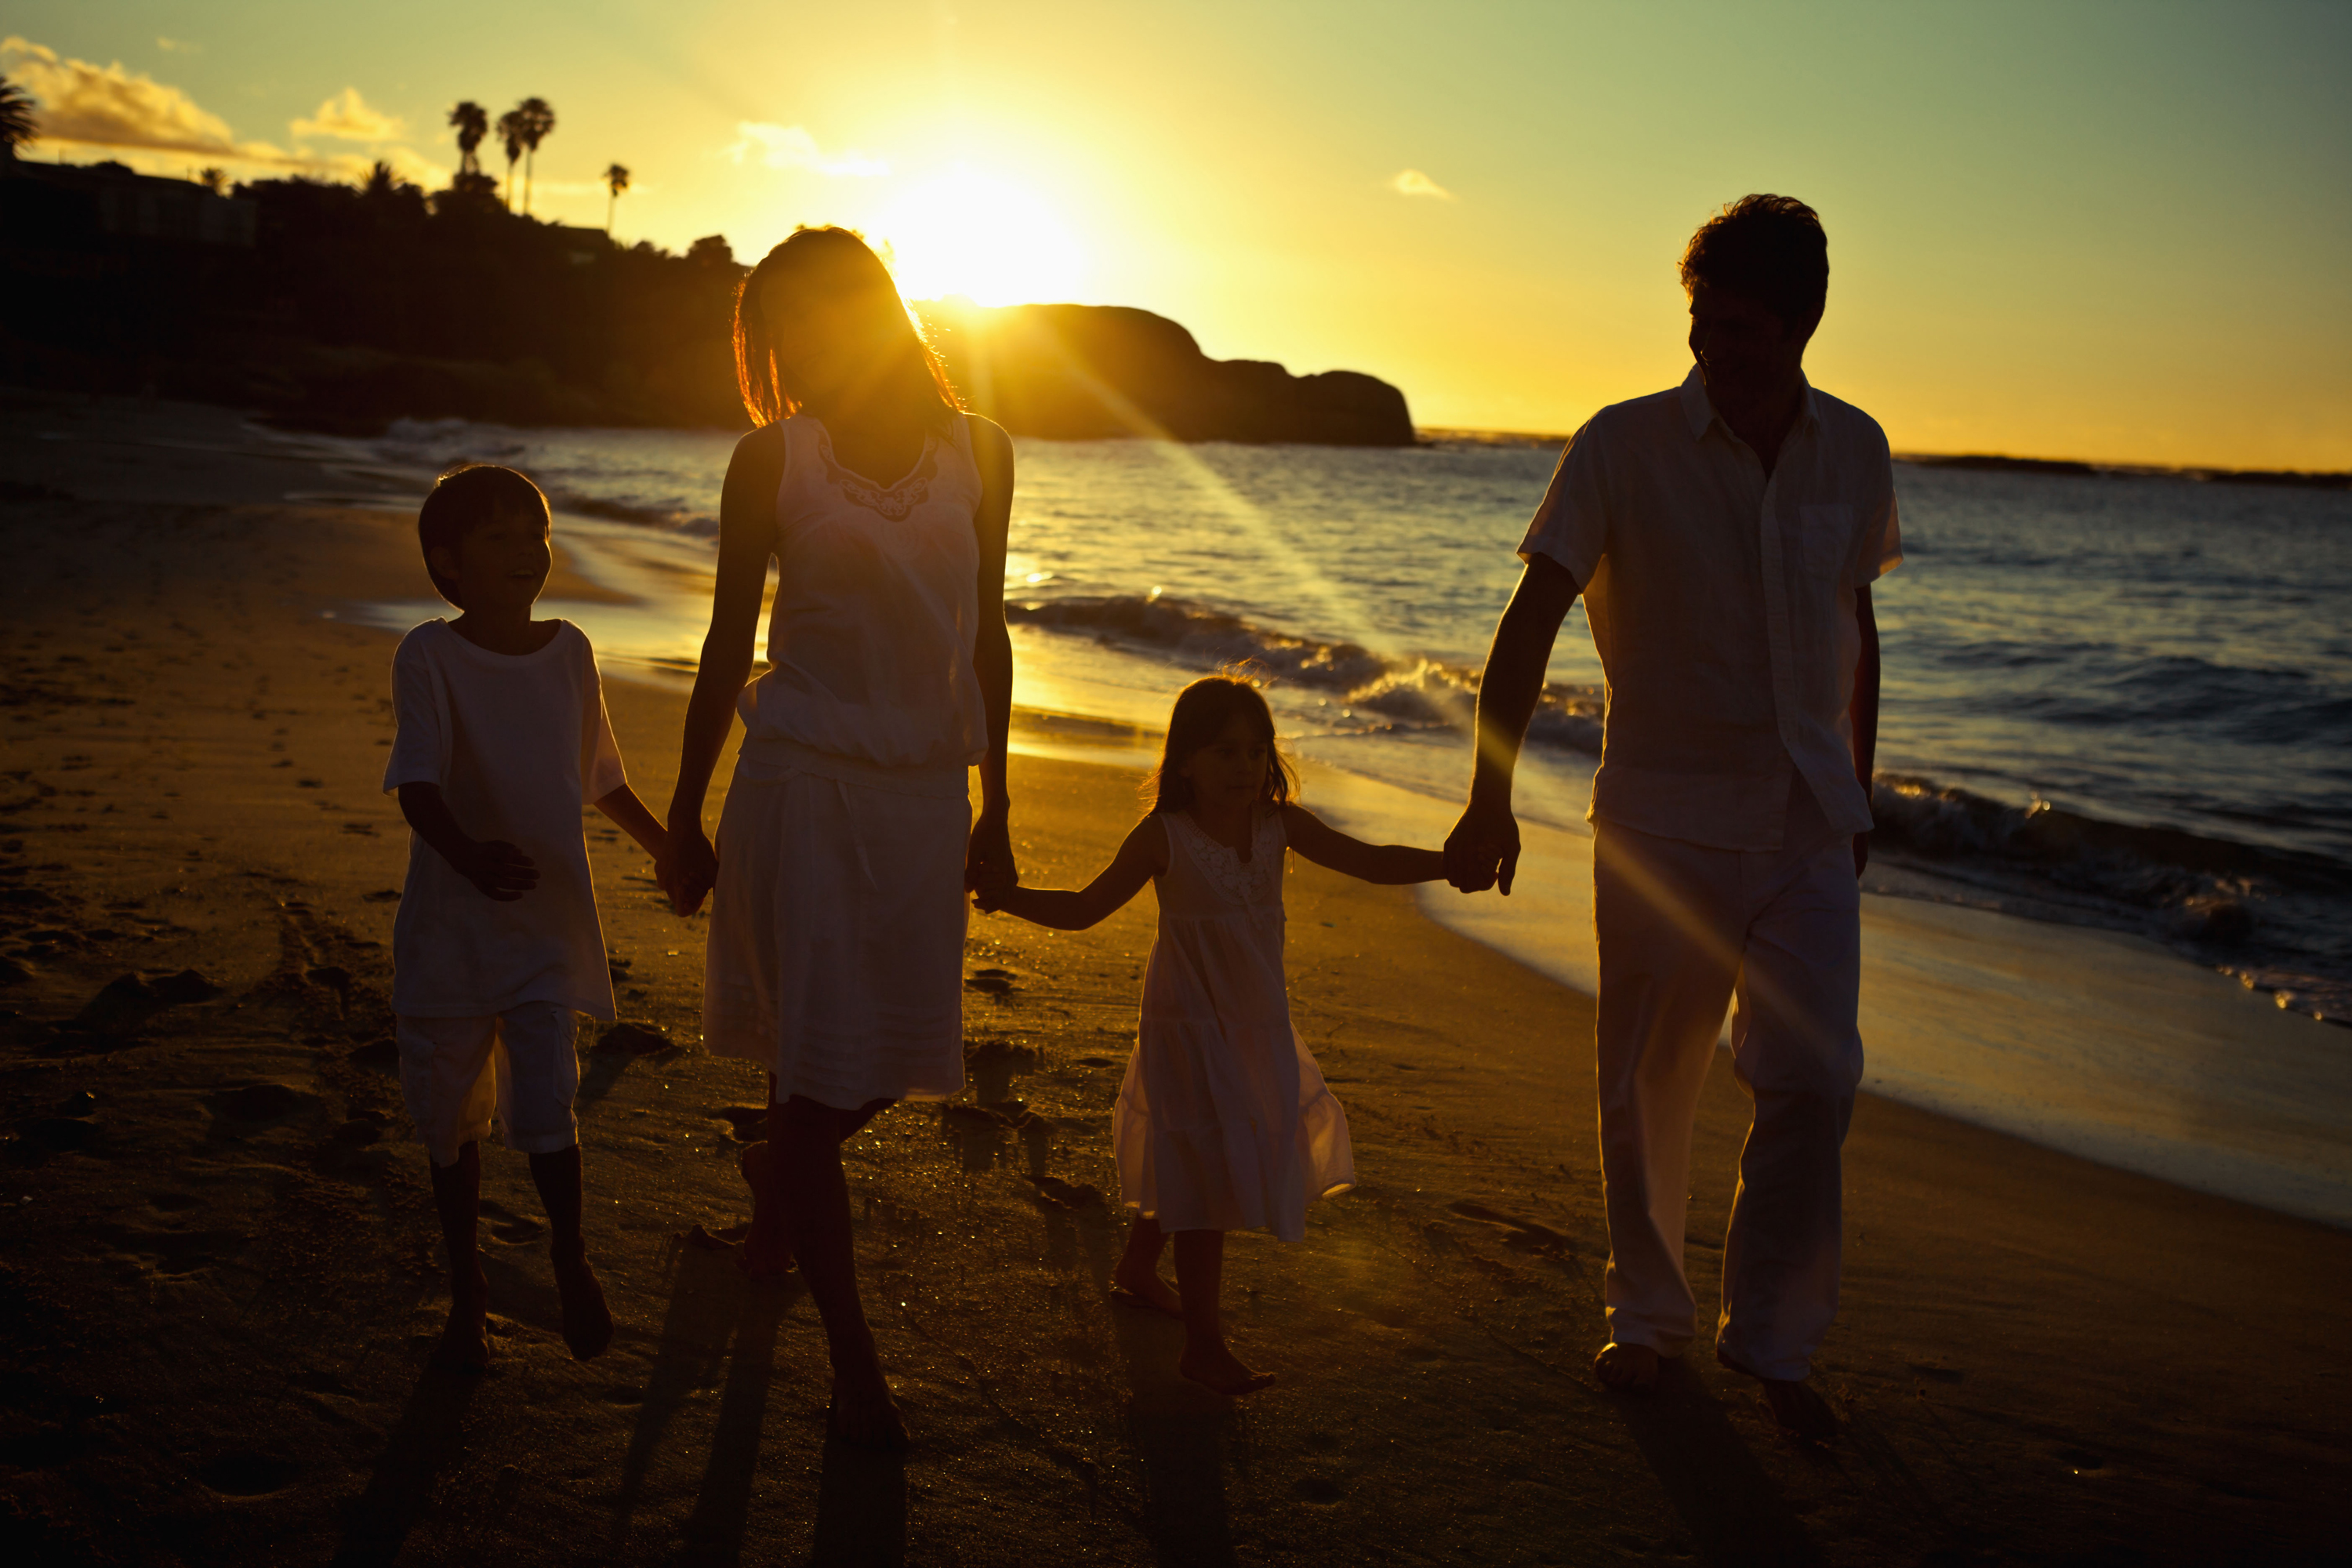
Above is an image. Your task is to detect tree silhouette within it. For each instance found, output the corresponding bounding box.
[495,108,525,210]
[510,97,556,216]
[448,100,488,176]
[198,167,226,194]
[0,74,37,161]
[604,162,630,234]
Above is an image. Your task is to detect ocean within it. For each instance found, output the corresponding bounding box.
[309,417,2352,1221]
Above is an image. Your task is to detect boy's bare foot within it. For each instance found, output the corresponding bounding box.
[430,1258,491,1375]
[1179,1344,1276,1396]
[1593,1341,1661,1390]
[1109,1264,1183,1318]
[1716,1349,1838,1442]
[736,1142,795,1283]
[551,1242,614,1360]
[826,1365,909,1451]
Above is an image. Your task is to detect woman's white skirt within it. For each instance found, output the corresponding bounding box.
[703,739,969,1109]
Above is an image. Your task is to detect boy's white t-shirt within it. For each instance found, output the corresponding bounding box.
[383,619,626,1019]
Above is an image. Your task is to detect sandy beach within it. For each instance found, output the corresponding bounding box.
[2,392,2347,1566]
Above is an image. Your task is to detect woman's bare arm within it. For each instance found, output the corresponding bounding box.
[966,415,1018,891]
[977,817,1165,931]
[662,425,786,915]
[1282,804,1446,885]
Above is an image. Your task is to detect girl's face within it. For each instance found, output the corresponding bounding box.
[760,270,903,407]
[1179,714,1272,814]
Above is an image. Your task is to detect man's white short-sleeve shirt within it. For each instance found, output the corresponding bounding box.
[383,619,626,1018]
[1519,368,1901,851]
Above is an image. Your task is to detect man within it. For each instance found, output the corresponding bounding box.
[1446,194,1899,1440]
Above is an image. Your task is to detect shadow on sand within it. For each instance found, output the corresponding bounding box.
[1610,1360,1820,1566]
[331,1365,482,1567]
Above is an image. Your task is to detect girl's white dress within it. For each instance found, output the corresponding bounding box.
[1115,808,1355,1242]
[702,413,988,1109]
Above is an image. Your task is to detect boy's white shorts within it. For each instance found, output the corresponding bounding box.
[396,1003,580,1167]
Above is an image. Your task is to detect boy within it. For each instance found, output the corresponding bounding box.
[385,463,667,1373]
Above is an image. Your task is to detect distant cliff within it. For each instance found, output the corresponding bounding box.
[920,302,1414,448]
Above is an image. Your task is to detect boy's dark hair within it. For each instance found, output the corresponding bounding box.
[417,463,548,608]
[1147,670,1297,816]
[1679,194,1829,336]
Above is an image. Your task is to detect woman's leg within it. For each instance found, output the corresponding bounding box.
[772,1092,901,1446]
[1172,1229,1276,1396]
[739,1073,793,1281]
[1111,1212,1181,1315]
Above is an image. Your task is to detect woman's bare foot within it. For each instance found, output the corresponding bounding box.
[826,1363,909,1451]
[1179,1344,1276,1396]
[551,1241,614,1360]
[1109,1263,1183,1318]
[430,1258,491,1375]
[736,1142,794,1283]
[1716,1348,1838,1441]
[1593,1341,1661,1390]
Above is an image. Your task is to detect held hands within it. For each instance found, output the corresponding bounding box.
[1444,799,1522,895]
[455,839,539,902]
[964,808,1018,911]
[662,820,719,917]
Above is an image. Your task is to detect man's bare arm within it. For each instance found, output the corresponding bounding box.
[1445,555,1582,895]
[1849,583,1879,877]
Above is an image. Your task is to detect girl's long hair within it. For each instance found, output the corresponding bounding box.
[732,225,962,429]
[1147,672,1298,816]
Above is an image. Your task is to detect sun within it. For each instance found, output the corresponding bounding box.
[872,166,1088,307]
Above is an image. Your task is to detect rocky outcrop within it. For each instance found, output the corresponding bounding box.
[920,302,1414,447]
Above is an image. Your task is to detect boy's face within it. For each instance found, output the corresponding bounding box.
[1180,716,1272,813]
[431,504,551,616]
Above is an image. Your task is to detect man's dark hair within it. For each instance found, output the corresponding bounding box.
[416,463,546,608]
[1679,194,1829,336]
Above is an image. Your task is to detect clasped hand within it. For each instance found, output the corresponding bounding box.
[1443,800,1521,895]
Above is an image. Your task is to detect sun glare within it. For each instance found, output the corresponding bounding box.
[873,167,1088,307]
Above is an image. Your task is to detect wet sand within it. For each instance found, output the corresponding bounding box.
[1,390,2347,1566]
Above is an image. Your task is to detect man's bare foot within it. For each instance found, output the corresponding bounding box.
[736,1142,793,1283]
[1593,1341,1661,1390]
[430,1258,490,1375]
[1716,1349,1838,1442]
[1109,1264,1183,1318]
[551,1242,613,1360]
[1179,1344,1276,1396]
[826,1365,909,1451]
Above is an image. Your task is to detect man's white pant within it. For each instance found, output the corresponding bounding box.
[1591,784,1863,1381]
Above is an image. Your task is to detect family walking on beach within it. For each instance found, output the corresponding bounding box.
[381,192,1897,1454]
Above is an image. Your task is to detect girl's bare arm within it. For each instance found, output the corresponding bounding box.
[662,425,786,914]
[977,817,1166,931]
[1281,804,1446,885]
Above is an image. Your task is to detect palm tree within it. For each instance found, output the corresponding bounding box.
[198,167,226,194]
[0,75,38,162]
[448,100,488,176]
[495,108,525,210]
[510,97,556,216]
[604,162,630,234]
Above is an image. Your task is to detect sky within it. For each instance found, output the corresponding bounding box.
[10,2,2350,469]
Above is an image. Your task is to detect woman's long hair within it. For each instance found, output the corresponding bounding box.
[1146,671,1298,816]
[732,225,963,429]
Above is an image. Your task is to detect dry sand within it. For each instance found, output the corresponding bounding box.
[1,391,2347,1566]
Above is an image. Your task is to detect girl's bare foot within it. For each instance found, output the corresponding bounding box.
[551,1241,613,1360]
[1594,1341,1661,1389]
[826,1363,909,1451]
[1716,1348,1838,1441]
[736,1142,794,1283]
[1109,1263,1183,1318]
[1179,1344,1276,1396]
[430,1258,491,1375]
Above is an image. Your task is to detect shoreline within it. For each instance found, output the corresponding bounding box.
[0,454,2345,1560]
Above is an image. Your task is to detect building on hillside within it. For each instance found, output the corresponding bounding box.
[4,159,256,248]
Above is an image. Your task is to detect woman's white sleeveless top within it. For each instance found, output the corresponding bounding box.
[737,412,989,771]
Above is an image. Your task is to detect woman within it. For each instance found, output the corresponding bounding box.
[663,225,1016,1450]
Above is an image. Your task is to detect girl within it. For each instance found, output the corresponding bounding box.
[975,675,1444,1395]
[662,226,1018,1450]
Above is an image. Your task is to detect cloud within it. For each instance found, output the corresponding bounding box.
[291,87,403,142]
[1390,168,1455,201]
[155,37,201,54]
[0,38,444,186]
[725,122,888,178]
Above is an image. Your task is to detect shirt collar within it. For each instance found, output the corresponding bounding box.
[1679,365,1823,441]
